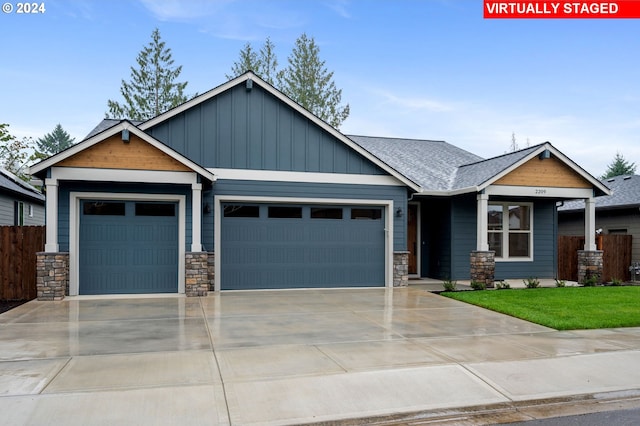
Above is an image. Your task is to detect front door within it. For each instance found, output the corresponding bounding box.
[408,203,418,275]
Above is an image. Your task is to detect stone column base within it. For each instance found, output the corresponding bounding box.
[393,251,410,287]
[470,251,495,288]
[185,252,209,297]
[207,252,215,292]
[36,252,69,301]
[578,250,603,285]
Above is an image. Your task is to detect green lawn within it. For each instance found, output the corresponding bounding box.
[441,286,640,330]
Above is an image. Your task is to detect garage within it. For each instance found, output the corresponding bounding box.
[220,203,385,290]
[79,200,179,295]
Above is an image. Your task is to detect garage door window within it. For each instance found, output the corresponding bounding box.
[351,208,382,220]
[83,202,125,216]
[224,205,260,218]
[268,206,302,219]
[135,203,176,216]
[311,207,343,219]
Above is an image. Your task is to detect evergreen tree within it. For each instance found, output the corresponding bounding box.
[0,123,33,181]
[33,124,75,160]
[279,33,350,129]
[601,152,637,179]
[107,28,189,121]
[227,38,279,86]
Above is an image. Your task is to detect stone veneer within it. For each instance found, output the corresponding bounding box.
[36,252,69,301]
[393,251,409,287]
[470,250,495,288]
[185,252,209,297]
[578,250,603,285]
[207,252,215,292]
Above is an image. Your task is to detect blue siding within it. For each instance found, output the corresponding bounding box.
[57,182,192,252]
[495,200,557,279]
[450,195,477,281]
[212,180,407,251]
[146,83,386,175]
[445,196,558,281]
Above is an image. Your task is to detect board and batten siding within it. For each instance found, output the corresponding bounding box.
[209,180,407,251]
[448,196,558,281]
[146,83,386,175]
[57,182,192,252]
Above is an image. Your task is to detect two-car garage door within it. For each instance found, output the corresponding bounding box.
[220,203,386,290]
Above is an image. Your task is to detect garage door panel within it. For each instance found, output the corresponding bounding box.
[79,200,178,295]
[221,203,385,290]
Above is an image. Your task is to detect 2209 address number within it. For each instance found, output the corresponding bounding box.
[17,2,46,13]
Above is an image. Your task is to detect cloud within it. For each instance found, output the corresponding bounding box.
[371,89,454,113]
[138,0,233,21]
[324,0,351,18]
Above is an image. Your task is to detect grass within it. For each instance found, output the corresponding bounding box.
[442,286,640,330]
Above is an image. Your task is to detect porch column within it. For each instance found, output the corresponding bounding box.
[44,178,59,252]
[584,197,596,251]
[191,183,202,252]
[476,192,489,251]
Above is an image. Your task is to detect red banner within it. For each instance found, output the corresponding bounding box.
[484,1,640,18]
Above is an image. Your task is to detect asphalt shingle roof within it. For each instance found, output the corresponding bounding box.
[348,135,483,191]
[0,168,45,202]
[559,174,640,212]
[452,145,542,190]
[85,119,143,140]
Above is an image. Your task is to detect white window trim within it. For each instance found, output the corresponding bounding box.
[213,195,394,291]
[488,201,534,262]
[69,192,186,296]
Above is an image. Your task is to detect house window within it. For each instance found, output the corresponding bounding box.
[28,204,34,217]
[311,207,343,219]
[224,205,260,218]
[488,203,532,260]
[351,208,382,220]
[135,203,176,217]
[14,201,24,226]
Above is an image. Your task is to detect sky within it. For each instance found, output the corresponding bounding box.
[1,0,639,177]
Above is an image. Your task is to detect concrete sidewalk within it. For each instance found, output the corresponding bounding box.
[1,287,640,425]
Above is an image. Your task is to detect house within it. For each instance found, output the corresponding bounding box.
[29,72,610,300]
[0,167,45,226]
[558,174,640,261]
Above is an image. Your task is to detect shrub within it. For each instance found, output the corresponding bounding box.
[523,277,540,288]
[495,280,511,290]
[442,280,457,292]
[582,275,598,287]
[611,277,623,286]
[555,279,566,288]
[470,280,486,290]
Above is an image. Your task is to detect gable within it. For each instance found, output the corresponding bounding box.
[494,155,592,189]
[56,133,192,172]
[145,81,387,175]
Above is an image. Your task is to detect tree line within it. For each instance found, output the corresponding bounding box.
[1,28,635,182]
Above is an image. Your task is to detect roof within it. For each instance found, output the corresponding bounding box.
[29,120,216,183]
[452,145,540,190]
[559,174,640,212]
[348,135,483,191]
[0,168,45,202]
[85,119,142,140]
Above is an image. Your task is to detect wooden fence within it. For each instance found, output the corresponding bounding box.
[558,235,633,282]
[0,226,45,301]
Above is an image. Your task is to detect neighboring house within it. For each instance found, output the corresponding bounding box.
[29,72,609,298]
[558,174,640,261]
[0,168,45,226]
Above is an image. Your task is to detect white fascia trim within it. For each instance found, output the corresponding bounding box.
[485,185,594,199]
[51,167,199,185]
[68,192,186,296]
[213,195,394,292]
[209,168,405,186]
[477,143,610,196]
[30,122,216,182]
[138,72,420,192]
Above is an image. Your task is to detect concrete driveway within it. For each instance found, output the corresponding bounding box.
[2,287,640,425]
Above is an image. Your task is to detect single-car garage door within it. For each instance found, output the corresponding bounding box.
[221,203,385,290]
[79,200,179,295]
